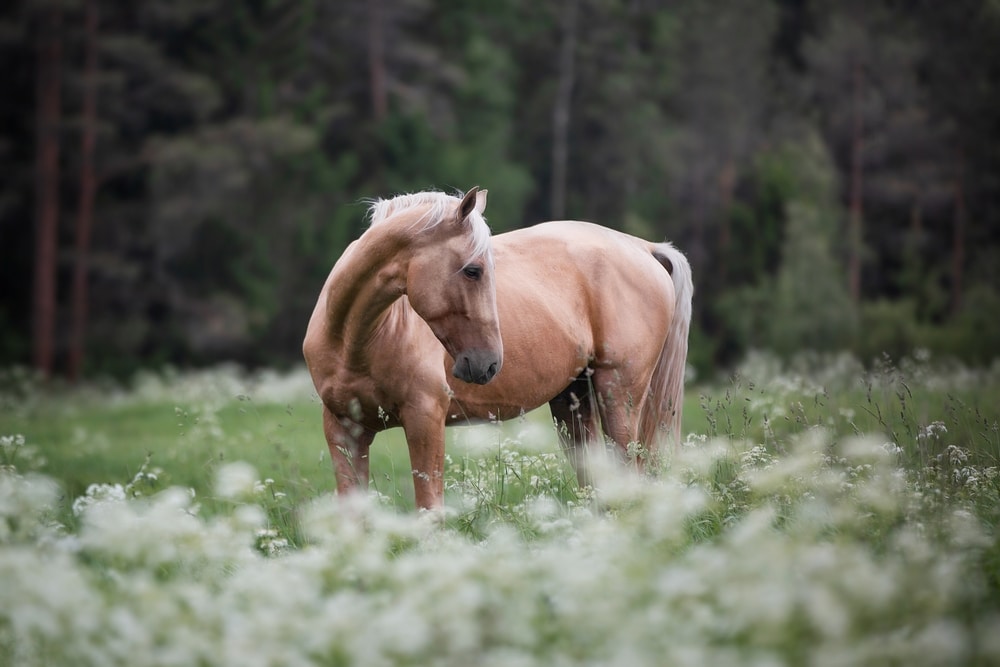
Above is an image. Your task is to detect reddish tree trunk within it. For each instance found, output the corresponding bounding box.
[848,58,864,303]
[717,158,736,287]
[910,198,922,237]
[368,0,387,123]
[550,0,578,220]
[69,0,99,382]
[689,166,707,322]
[951,149,966,316]
[32,6,63,377]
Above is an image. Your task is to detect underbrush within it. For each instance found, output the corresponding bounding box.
[1,352,999,665]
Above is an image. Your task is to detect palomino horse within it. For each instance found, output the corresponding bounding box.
[303,187,693,509]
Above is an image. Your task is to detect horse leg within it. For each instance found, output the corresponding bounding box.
[323,406,375,496]
[549,373,603,487]
[400,401,449,510]
[592,367,649,470]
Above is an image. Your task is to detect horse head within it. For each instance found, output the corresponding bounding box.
[405,187,504,385]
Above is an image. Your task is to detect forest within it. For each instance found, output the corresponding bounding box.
[1,0,998,380]
[4,4,1000,663]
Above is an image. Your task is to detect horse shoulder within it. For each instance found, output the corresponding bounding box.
[367,302,451,406]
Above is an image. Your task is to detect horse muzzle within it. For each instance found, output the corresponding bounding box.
[453,349,502,385]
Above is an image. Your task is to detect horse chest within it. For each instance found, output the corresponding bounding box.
[318,365,398,428]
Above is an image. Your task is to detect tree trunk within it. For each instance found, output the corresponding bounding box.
[847,58,864,303]
[368,0,387,123]
[690,165,707,322]
[69,0,99,382]
[32,5,63,377]
[951,148,966,316]
[717,157,736,287]
[550,0,578,220]
[910,198,922,236]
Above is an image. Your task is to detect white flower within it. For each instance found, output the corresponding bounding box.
[214,462,258,499]
[918,421,948,441]
[71,483,126,517]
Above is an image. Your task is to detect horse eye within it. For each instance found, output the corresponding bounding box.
[462,265,483,280]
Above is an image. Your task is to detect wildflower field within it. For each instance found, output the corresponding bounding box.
[2,352,1000,666]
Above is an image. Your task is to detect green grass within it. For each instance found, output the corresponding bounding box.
[3,354,999,524]
[0,372,576,522]
[2,353,1000,666]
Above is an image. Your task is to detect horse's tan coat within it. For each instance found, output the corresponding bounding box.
[304,191,691,509]
[446,222,674,425]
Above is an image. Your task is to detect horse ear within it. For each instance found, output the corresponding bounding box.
[475,189,488,215]
[458,186,480,222]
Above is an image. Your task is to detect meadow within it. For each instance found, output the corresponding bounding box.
[2,351,1000,666]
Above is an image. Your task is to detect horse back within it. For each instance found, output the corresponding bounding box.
[493,221,676,341]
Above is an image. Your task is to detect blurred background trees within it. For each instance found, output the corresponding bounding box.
[1,0,997,379]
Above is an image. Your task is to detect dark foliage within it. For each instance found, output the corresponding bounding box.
[1,0,998,378]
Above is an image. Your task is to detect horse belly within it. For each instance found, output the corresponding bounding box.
[447,349,587,422]
[446,362,585,422]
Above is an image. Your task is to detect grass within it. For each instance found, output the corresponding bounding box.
[2,364,712,520]
[2,351,1000,665]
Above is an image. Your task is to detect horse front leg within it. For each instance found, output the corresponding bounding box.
[400,401,449,510]
[323,406,375,497]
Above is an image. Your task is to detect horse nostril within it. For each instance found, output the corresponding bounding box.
[455,354,500,384]
[477,362,498,384]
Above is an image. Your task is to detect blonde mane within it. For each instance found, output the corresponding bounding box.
[367,191,493,262]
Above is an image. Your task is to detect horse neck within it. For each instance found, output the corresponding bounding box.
[325,226,412,361]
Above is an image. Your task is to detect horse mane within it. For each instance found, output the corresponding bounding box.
[367,191,492,261]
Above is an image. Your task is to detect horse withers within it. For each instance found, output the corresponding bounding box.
[303,187,693,509]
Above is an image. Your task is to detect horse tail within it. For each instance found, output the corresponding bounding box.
[639,241,693,453]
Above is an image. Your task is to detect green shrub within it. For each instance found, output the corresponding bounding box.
[857,299,921,364]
